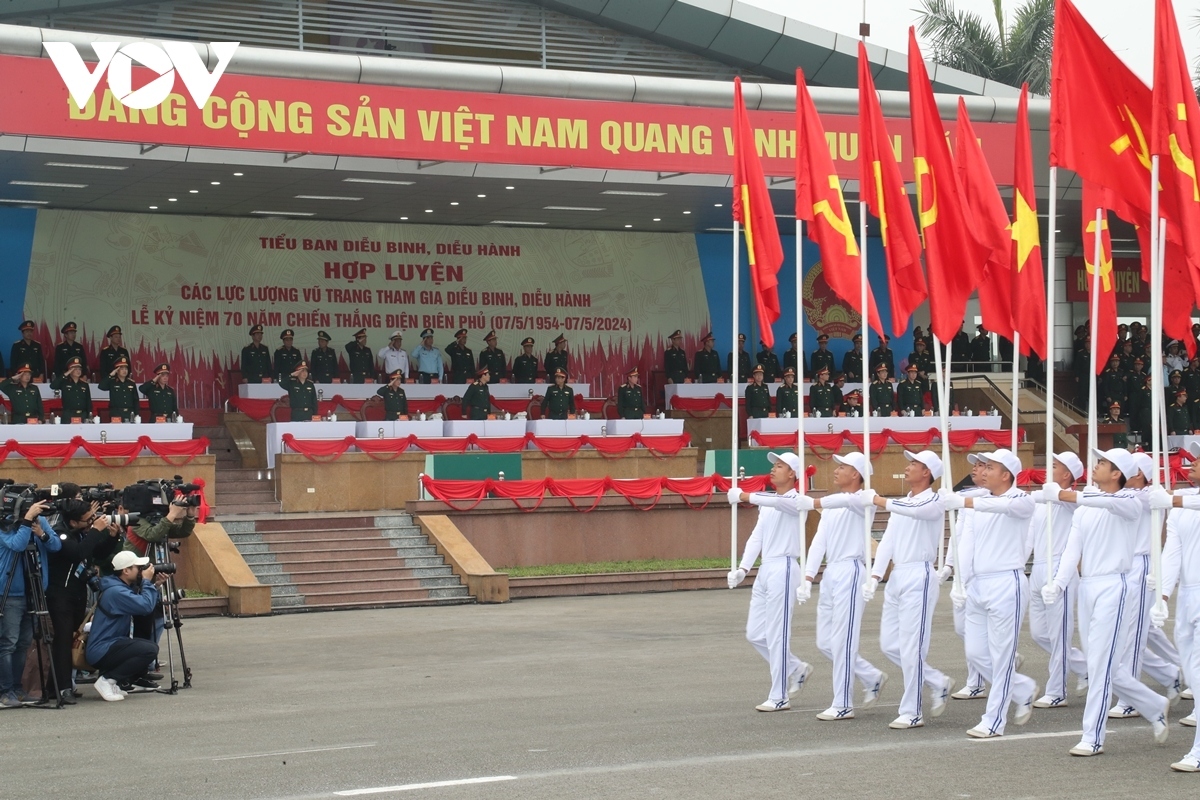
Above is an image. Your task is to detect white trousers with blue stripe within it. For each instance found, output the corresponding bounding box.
[1116,554,1181,708]
[746,557,803,705]
[965,570,1037,734]
[1175,584,1200,760]
[880,562,948,720]
[1078,574,1167,750]
[1029,561,1088,700]
[815,559,883,710]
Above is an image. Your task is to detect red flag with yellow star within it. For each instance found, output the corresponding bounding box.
[795,68,883,337]
[1081,181,1118,372]
[1009,85,1046,359]
[857,41,926,338]
[732,76,784,348]
[955,97,1014,343]
[908,28,989,344]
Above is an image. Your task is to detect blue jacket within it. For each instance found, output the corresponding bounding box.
[86,574,159,664]
[0,518,61,596]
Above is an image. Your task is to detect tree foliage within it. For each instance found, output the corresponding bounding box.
[915,0,1054,94]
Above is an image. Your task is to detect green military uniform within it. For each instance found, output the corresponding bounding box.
[728,350,751,383]
[445,334,475,384]
[744,378,772,419]
[1104,408,1130,449]
[694,346,722,383]
[775,380,799,417]
[54,323,87,378]
[0,374,43,423]
[664,346,689,384]
[831,384,844,414]
[345,334,375,383]
[513,339,540,384]
[783,348,806,379]
[1097,364,1128,410]
[1168,400,1194,436]
[908,348,935,376]
[10,327,45,380]
[897,376,924,415]
[479,347,508,381]
[1183,367,1200,426]
[842,347,863,382]
[543,349,568,378]
[969,332,991,371]
[1168,373,1185,405]
[98,375,140,421]
[309,343,339,384]
[869,377,895,416]
[616,379,645,419]
[281,374,318,422]
[869,344,895,377]
[51,373,92,419]
[755,347,780,383]
[241,340,272,383]
[274,330,303,383]
[376,384,409,420]
[98,328,131,377]
[139,369,178,418]
[806,383,835,419]
[462,379,491,421]
[541,382,576,420]
[810,347,835,378]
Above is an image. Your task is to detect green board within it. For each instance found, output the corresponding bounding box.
[704,449,775,478]
[425,452,523,480]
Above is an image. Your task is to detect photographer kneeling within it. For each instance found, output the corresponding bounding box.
[46,500,122,704]
[87,551,165,702]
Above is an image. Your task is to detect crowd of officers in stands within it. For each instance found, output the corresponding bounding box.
[0,322,178,424]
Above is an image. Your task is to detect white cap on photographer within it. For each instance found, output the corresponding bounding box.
[112,551,149,571]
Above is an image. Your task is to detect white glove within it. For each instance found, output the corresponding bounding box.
[1148,485,1173,511]
[1150,603,1169,629]
[795,494,815,512]
[862,577,879,603]
[1146,574,1157,591]
[939,487,965,510]
[936,565,953,583]
[796,581,812,604]
[1034,484,1058,504]
[726,488,742,505]
[860,489,877,505]
[950,585,967,611]
[727,568,747,589]
[1042,584,1060,606]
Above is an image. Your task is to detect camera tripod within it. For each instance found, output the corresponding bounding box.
[148,540,191,693]
[0,529,63,710]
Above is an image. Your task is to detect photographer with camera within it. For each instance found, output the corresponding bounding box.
[0,499,61,707]
[86,551,165,701]
[46,499,122,704]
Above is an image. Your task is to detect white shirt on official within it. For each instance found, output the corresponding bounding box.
[378,346,409,376]
[1051,488,1142,590]
[957,486,1034,585]
[740,488,804,571]
[1024,494,1077,565]
[805,490,876,580]
[872,488,945,579]
[1163,487,1200,596]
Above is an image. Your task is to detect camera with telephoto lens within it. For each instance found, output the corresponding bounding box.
[80,483,121,506]
[103,512,141,527]
[0,482,74,526]
[143,562,177,575]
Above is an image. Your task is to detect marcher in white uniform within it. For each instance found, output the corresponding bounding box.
[1040,448,1170,756]
[800,452,888,720]
[1024,451,1089,708]
[727,452,812,711]
[1110,453,1184,719]
[1149,443,1200,771]
[865,450,953,729]
[941,449,1038,738]
[946,456,990,701]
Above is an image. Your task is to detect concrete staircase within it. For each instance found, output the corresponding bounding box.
[223,513,473,612]
[195,424,281,515]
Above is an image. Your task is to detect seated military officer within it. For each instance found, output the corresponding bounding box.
[616,367,645,420]
[98,356,140,422]
[51,356,92,420]
[461,366,491,421]
[775,367,799,417]
[139,364,179,421]
[281,361,318,421]
[376,369,409,421]
[744,364,771,419]
[541,368,576,420]
[0,363,44,423]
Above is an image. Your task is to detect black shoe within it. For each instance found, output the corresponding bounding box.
[58,690,77,705]
[144,672,163,681]
[131,677,159,689]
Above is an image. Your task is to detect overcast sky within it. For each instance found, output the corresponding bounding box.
[747,0,1200,84]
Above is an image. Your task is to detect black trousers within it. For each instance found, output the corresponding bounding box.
[45,590,86,695]
[94,639,158,685]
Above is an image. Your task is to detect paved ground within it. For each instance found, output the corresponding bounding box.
[5,589,1198,799]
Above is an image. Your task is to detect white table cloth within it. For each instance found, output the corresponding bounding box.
[353,420,446,440]
[0,422,194,443]
[266,420,357,468]
[746,415,1003,438]
[604,419,685,436]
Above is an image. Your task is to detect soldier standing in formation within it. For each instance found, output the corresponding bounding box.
[281,361,318,421]
[376,369,409,420]
[664,330,689,384]
[139,363,178,419]
[869,364,895,417]
[412,329,444,384]
[897,365,925,415]
[950,325,972,372]
[811,334,835,379]
[378,332,410,380]
[345,329,375,383]
[776,368,799,417]
[461,366,491,420]
[1184,357,1200,425]
[52,357,92,420]
[869,335,895,379]
[98,356,140,422]
[842,334,864,382]
[1098,353,1128,412]
[729,333,751,383]
[0,363,43,423]
[445,329,475,384]
[694,333,721,383]
[309,331,339,383]
[1128,372,1152,443]
[757,341,781,383]
[745,364,772,419]
[98,326,130,378]
[908,338,934,377]
[240,324,271,383]
[1169,390,1194,436]
[616,367,645,419]
[274,329,303,383]
[541,368,576,420]
[783,332,806,379]
[54,322,87,379]
[970,326,992,372]
[478,331,507,381]
[809,367,837,417]
[512,337,539,384]
[10,321,44,381]
[544,334,569,378]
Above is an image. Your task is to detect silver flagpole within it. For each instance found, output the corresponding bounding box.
[1011,331,1021,452]
[1149,151,1165,617]
[932,332,956,576]
[860,200,873,579]
[796,219,806,575]
[731,221,741,569]
[1043,167,1058,567]
[1087,207,1102,484]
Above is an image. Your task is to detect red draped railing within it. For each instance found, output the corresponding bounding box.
[0,436,209,469]
[749,427,1024,456]
[279,432,692,461]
